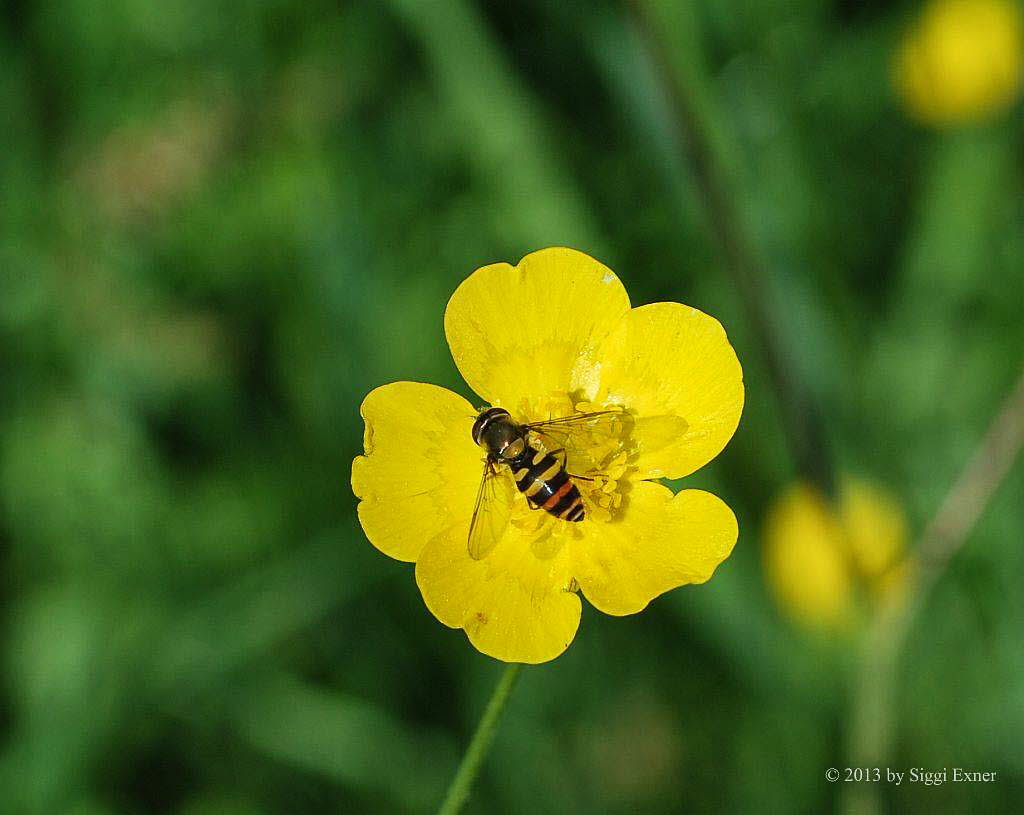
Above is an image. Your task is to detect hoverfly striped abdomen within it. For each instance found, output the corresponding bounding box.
[511,448,585,522]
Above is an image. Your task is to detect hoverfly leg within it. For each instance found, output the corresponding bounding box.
[568,471,612,484]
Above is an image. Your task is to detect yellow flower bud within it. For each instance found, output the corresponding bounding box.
[762,478,910,632]
[895,0,1024,125]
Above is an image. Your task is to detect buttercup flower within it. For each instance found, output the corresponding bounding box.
[762,477,909,632]
[894,0,1024,126]
[352,249,744,663]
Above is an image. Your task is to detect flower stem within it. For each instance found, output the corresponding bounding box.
[844,366,1024,815]
[437,663,524,815]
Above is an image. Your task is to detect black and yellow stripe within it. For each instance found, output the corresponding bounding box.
[512,448,585,522]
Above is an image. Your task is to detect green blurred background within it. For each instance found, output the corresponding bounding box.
[2,0,1023,813]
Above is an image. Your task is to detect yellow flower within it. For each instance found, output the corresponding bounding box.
[352,248,744,663]
[894,0,1024,125]
[762,477,909,632]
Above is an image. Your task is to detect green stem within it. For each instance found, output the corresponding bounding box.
[437,663,525,815]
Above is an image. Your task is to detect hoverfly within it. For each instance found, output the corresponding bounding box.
[467,407,630,560]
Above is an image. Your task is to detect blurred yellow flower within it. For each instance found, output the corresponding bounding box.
[762,478,909,631]
[352,248,744,663]
[895,0,1024,125]
[840,479,909,582]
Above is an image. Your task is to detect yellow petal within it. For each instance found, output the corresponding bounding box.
[839,477,908,581]
[762,483,853,630]
[352,382,481,563]
[591,303,744,479]
[570,481,737,616]
[444,248,631,408]
[416,523,581,663]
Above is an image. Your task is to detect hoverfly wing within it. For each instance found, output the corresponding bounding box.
[523,409,630,438]
[628,414,689,455]
[522,410,631,472]
[524,409,627,426]
[467,460,513,560]
[524,410,688,468]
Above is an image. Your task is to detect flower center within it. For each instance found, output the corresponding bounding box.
[503,392,636,551]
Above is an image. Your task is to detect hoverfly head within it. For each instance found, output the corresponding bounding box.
[472,407,517,454]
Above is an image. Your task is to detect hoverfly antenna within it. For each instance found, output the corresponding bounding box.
[471,406,510,446]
